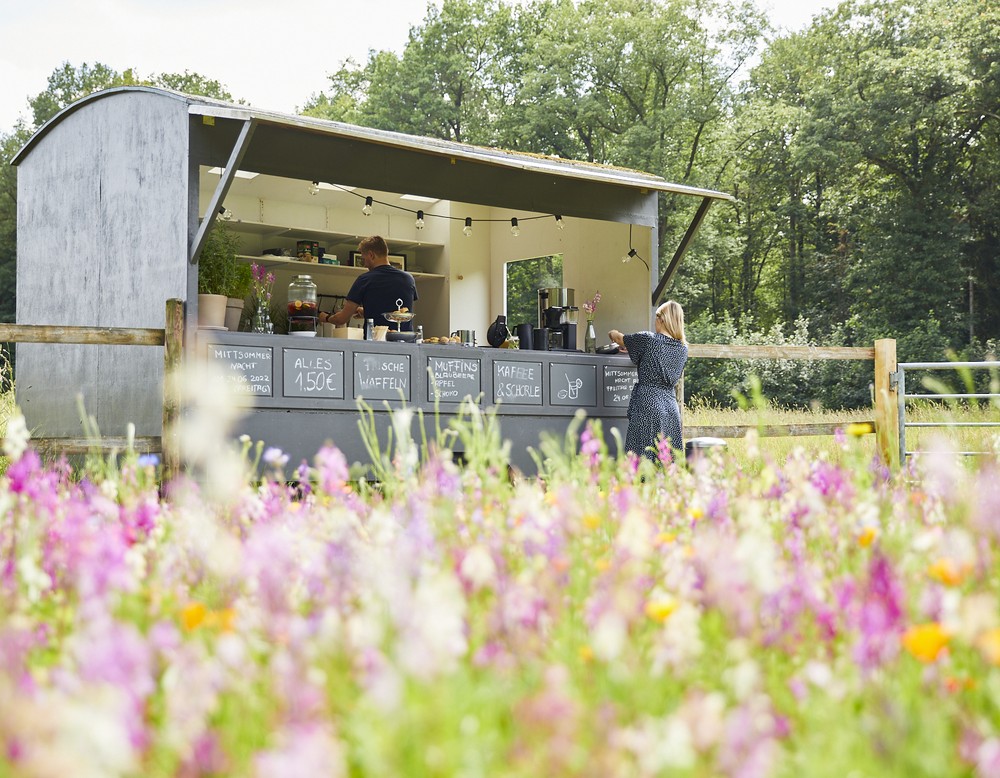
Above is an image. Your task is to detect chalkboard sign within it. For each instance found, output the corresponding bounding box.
[283,349,345,399]
[427,355,481,403]
[207,343,273,397]
[550,363,597,407]
[493,360,543,405]
[353,352,411,401]
[604,364,637,407]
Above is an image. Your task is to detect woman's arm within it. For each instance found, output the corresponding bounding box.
[608,329,625,349]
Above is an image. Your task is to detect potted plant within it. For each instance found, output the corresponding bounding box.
[197,219,241,328]
[225,262,252,332]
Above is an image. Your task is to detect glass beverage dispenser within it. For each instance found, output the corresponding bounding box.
[287,274,318,335]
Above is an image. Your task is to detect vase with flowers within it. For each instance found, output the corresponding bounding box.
[250,263,275,334]
[581,291,601,353]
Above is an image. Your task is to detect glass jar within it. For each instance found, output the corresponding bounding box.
[287,275,318,334]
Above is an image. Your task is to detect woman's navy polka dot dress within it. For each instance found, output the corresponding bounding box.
[622,331,688,461]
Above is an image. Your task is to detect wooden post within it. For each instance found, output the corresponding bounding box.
[162,298,185,481]
[873,338,898,471]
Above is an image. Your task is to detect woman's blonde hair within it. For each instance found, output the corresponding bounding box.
[655,300,686,344]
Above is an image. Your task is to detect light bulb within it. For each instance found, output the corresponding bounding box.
[415,210,425,230]
[555,215,564,230]
[510,217,520,237]
[622,248,638,264]
[463,217,473,237]
[362,196,373,216]
[308,180,320,195]
[218,206,232,221]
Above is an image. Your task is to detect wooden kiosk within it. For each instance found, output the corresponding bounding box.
[12,87,732,471]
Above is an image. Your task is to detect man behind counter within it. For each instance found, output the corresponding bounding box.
[320,235,418,331]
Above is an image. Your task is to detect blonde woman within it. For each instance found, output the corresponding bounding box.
[608,300,688,461]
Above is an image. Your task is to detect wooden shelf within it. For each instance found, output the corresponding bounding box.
[228,221,445,252]
[237,255,445,281]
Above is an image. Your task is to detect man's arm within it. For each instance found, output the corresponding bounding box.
[327,300,362,326]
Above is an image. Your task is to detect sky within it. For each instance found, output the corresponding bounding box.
[0,0,837,133]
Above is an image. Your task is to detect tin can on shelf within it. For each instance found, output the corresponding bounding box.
[287,274,318,335]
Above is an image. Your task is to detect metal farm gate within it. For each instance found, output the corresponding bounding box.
[892,361,1000,462]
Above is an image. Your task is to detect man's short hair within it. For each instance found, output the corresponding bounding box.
[358,235,389,257]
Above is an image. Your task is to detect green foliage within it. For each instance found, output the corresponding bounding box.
[197,220,241,296]
[504,254,562,328]
[228,262,252,300]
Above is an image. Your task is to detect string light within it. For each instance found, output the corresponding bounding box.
[314,181,567,236]
[217,206,233,221]
[308,181,320,195]
[621,248,638,264]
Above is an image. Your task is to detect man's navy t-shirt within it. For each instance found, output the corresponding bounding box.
[346,265,419,330]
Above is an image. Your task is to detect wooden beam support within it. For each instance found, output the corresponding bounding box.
[652,196,714,305]
[162,298,185,481]
[188,118,256,264]
[874,338,899,470]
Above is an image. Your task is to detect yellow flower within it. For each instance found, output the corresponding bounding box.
[595,558,611,572]
[654,532,677,546]
[583,513,602,530]
[858,527,878,547]
[688,506,704,521]
[846,422,874,437]
[181,602,208,632]
[902,623,950,663]
[645,597,679,623]
[579,645,594,663]
[927,558,971,587]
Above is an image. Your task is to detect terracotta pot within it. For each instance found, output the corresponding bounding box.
[197,293,228,328]
[224,297,245,332]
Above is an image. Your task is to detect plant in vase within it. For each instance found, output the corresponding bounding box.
[197,218,241,328]
[250,263,276,334]
[582,291,601,353]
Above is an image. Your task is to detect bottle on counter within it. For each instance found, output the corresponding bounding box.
[415,325,424,343]
[364,318,375,340]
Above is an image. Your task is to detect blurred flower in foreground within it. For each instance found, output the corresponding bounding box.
[902,623,951,663]
[3,410,30,461]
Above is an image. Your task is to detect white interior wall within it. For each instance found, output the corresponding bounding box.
[202,179,654,347]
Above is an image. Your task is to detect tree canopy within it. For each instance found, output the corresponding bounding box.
[4,0,998,407]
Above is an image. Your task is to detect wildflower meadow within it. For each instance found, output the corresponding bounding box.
[3,380,1000,777]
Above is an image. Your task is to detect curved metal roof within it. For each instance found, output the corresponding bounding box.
[12,86,733,202]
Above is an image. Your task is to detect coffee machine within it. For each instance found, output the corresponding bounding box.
[536,286,579,350]
[539,293,580,350]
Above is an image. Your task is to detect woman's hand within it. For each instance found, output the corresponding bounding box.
[608,329,625,349]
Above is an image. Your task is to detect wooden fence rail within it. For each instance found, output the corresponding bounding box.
[0,299,185,479]
[0,307,898,470]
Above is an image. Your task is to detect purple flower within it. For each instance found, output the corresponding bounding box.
[852,551,905,673]
[315,444,349,495]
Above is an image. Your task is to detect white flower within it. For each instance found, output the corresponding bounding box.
[3,410,30,461]
[460,545,497,591]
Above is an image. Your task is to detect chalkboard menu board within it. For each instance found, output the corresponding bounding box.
[550,363,597,407]
[283,349,345,399]
[427,355,481,403]
[603,364,637,407]
[493,360,543,405]
[207,344,273,397]
[353,352,411,401]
